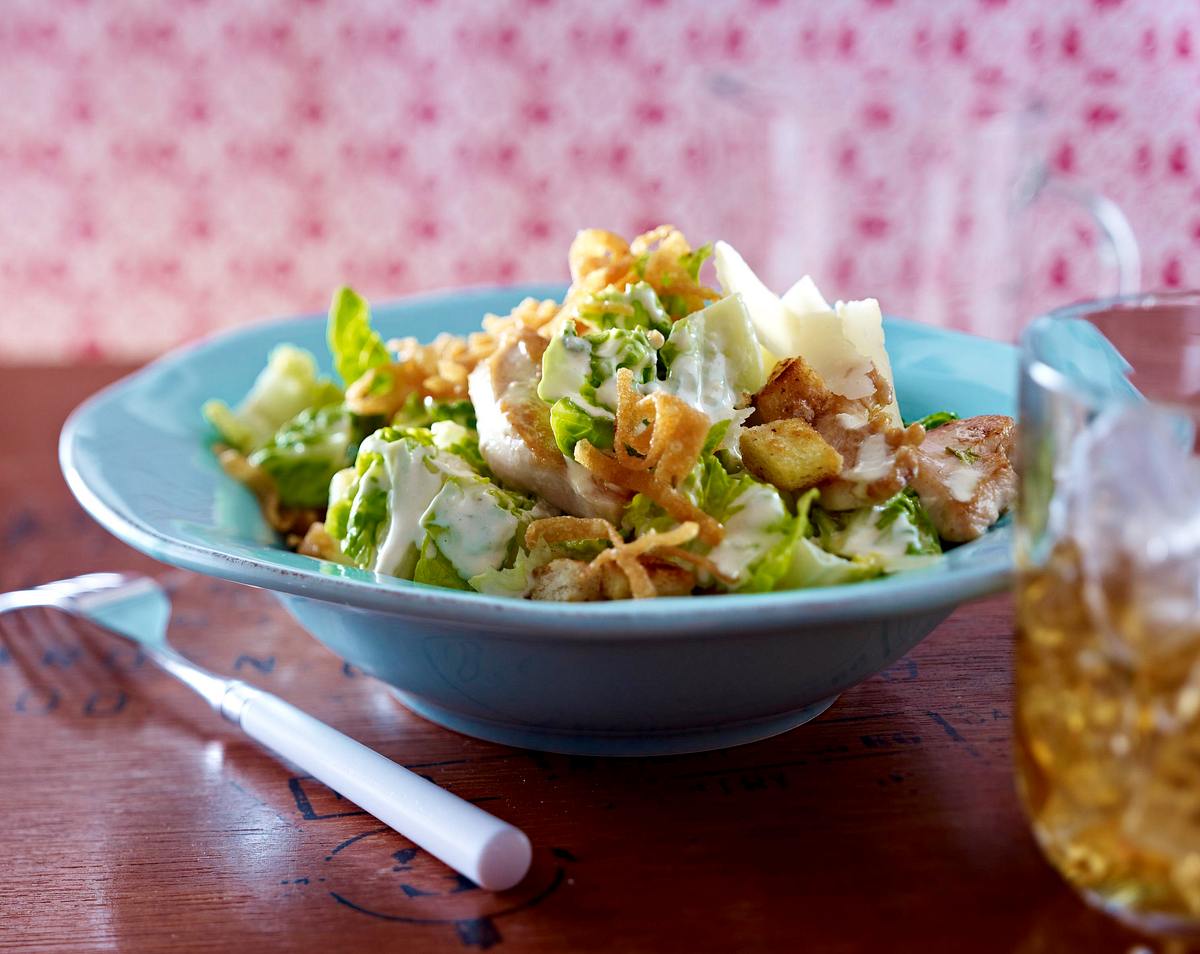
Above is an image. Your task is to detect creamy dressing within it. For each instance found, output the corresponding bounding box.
[830,508,939,573]
[947,464,983,503]
[540,335,609,417]
[835,408,869,431]
[369,439,444,577]
[707,483,789,583]
[843,432,894,483]
[421,478,519,580]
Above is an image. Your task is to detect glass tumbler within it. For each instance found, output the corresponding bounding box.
[1016,292,1200,937]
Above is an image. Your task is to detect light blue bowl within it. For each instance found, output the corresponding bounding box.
[60,285,1016,756]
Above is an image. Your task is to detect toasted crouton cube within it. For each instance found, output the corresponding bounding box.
[752,356,833,424]
[530,559,601,602]
[599,558,696,601]
[740,419,843,491]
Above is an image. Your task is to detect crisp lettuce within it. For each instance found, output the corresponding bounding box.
[813,489,941,572]
[660,295,764,457]
[575,281,672,336]
[247,404,353,508]
[326,425,530,587]
[911,410,959,430]
[549,397,614,457]
[679,243,713,282]
[412,536,472,591]
[429,419,490,477]
[775,490,882,589]
[623,451,796,591]
[328,286,390,387]
[393,393,476,430]
[539,325,658,457]
[203,345,341,453]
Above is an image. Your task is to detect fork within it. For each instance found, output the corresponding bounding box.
[0,573,532,891]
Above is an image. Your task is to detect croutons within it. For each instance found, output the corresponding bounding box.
[530,558,602,602]
[752,356,835,424]
[740,419,843,491]
[599,559,695,601]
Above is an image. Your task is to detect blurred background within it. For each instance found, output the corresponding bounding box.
[0,0,1196,363]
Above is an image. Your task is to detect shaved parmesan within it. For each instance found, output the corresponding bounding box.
[836,298,900,424]
[714,241,901,422]
[780,275,830,315]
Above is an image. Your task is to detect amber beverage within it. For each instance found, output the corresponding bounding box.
[1015,293,1200,937]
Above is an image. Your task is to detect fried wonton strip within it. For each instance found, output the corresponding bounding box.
[591,546,656,599]
[614,368,655,466]
[525,516,615,549]
[643,392,709,487]
[656,545,739,586]
[574,441,724,546]
[619,521,699,556]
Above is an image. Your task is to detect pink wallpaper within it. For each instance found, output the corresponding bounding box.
[0,0,1197,362]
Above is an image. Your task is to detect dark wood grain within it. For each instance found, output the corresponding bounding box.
[0,366,1157,953]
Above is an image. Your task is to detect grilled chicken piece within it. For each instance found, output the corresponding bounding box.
[468,329,628,523]
[909,415,1016,542]
[752,356,923,510]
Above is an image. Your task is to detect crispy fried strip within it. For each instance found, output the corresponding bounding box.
[614,368,655,466]
[525,516,614,549]
[656,545,739,586]
[575,441,724,546]
[643,392,709,487]
[590,547,656,599]
[619,521,699,556]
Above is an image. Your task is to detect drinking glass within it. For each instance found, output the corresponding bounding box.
[1016,292,1200,937]
[706,70,1141,339]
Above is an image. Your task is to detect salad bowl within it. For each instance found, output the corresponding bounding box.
[61,284,1015,756]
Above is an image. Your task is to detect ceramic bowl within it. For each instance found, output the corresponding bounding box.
[60,284,1015,756]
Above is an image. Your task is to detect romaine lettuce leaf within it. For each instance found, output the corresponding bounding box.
[774,489,882,589]
[539,325,658,457]
[247,404,353,508]
[412,536,472,591]
[549,398,614,457]
[575,282,672,336]
[203,344,341,453]
[660,294,764,454]
[624,450,795,591]
[393,393,477,430]
[326,425,531,588]
[813,489,941,572]
[327,286,390,386]
[911,410,959,430]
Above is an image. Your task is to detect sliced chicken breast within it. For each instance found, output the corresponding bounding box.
[468,329,628,523]
[909,415,1016,542]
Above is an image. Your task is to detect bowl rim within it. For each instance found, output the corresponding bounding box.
[60,283,1014,638]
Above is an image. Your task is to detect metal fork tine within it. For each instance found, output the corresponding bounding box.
[43,606,107,702]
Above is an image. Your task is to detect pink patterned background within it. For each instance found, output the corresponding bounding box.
[0,0,1197,362]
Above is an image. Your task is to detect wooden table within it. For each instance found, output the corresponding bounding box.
[0,366,1159,953]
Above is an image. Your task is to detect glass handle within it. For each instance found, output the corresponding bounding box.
[1018,162,1142,296]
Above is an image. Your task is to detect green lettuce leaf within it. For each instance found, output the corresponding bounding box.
[327,286,390,386]
[774,489,882,589]
[203,344,341,453]
[247,404,353,508]
[549,397,615,457]
[624,450,795,591]
[412,536,471,591]
[575,281,672,336]
[392,393,477,430]
[814,489,941,572]
[679,243,713,281]
[539,325,658,457]
[911,410,959,430]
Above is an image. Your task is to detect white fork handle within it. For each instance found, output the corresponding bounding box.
[225,685,531,891]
